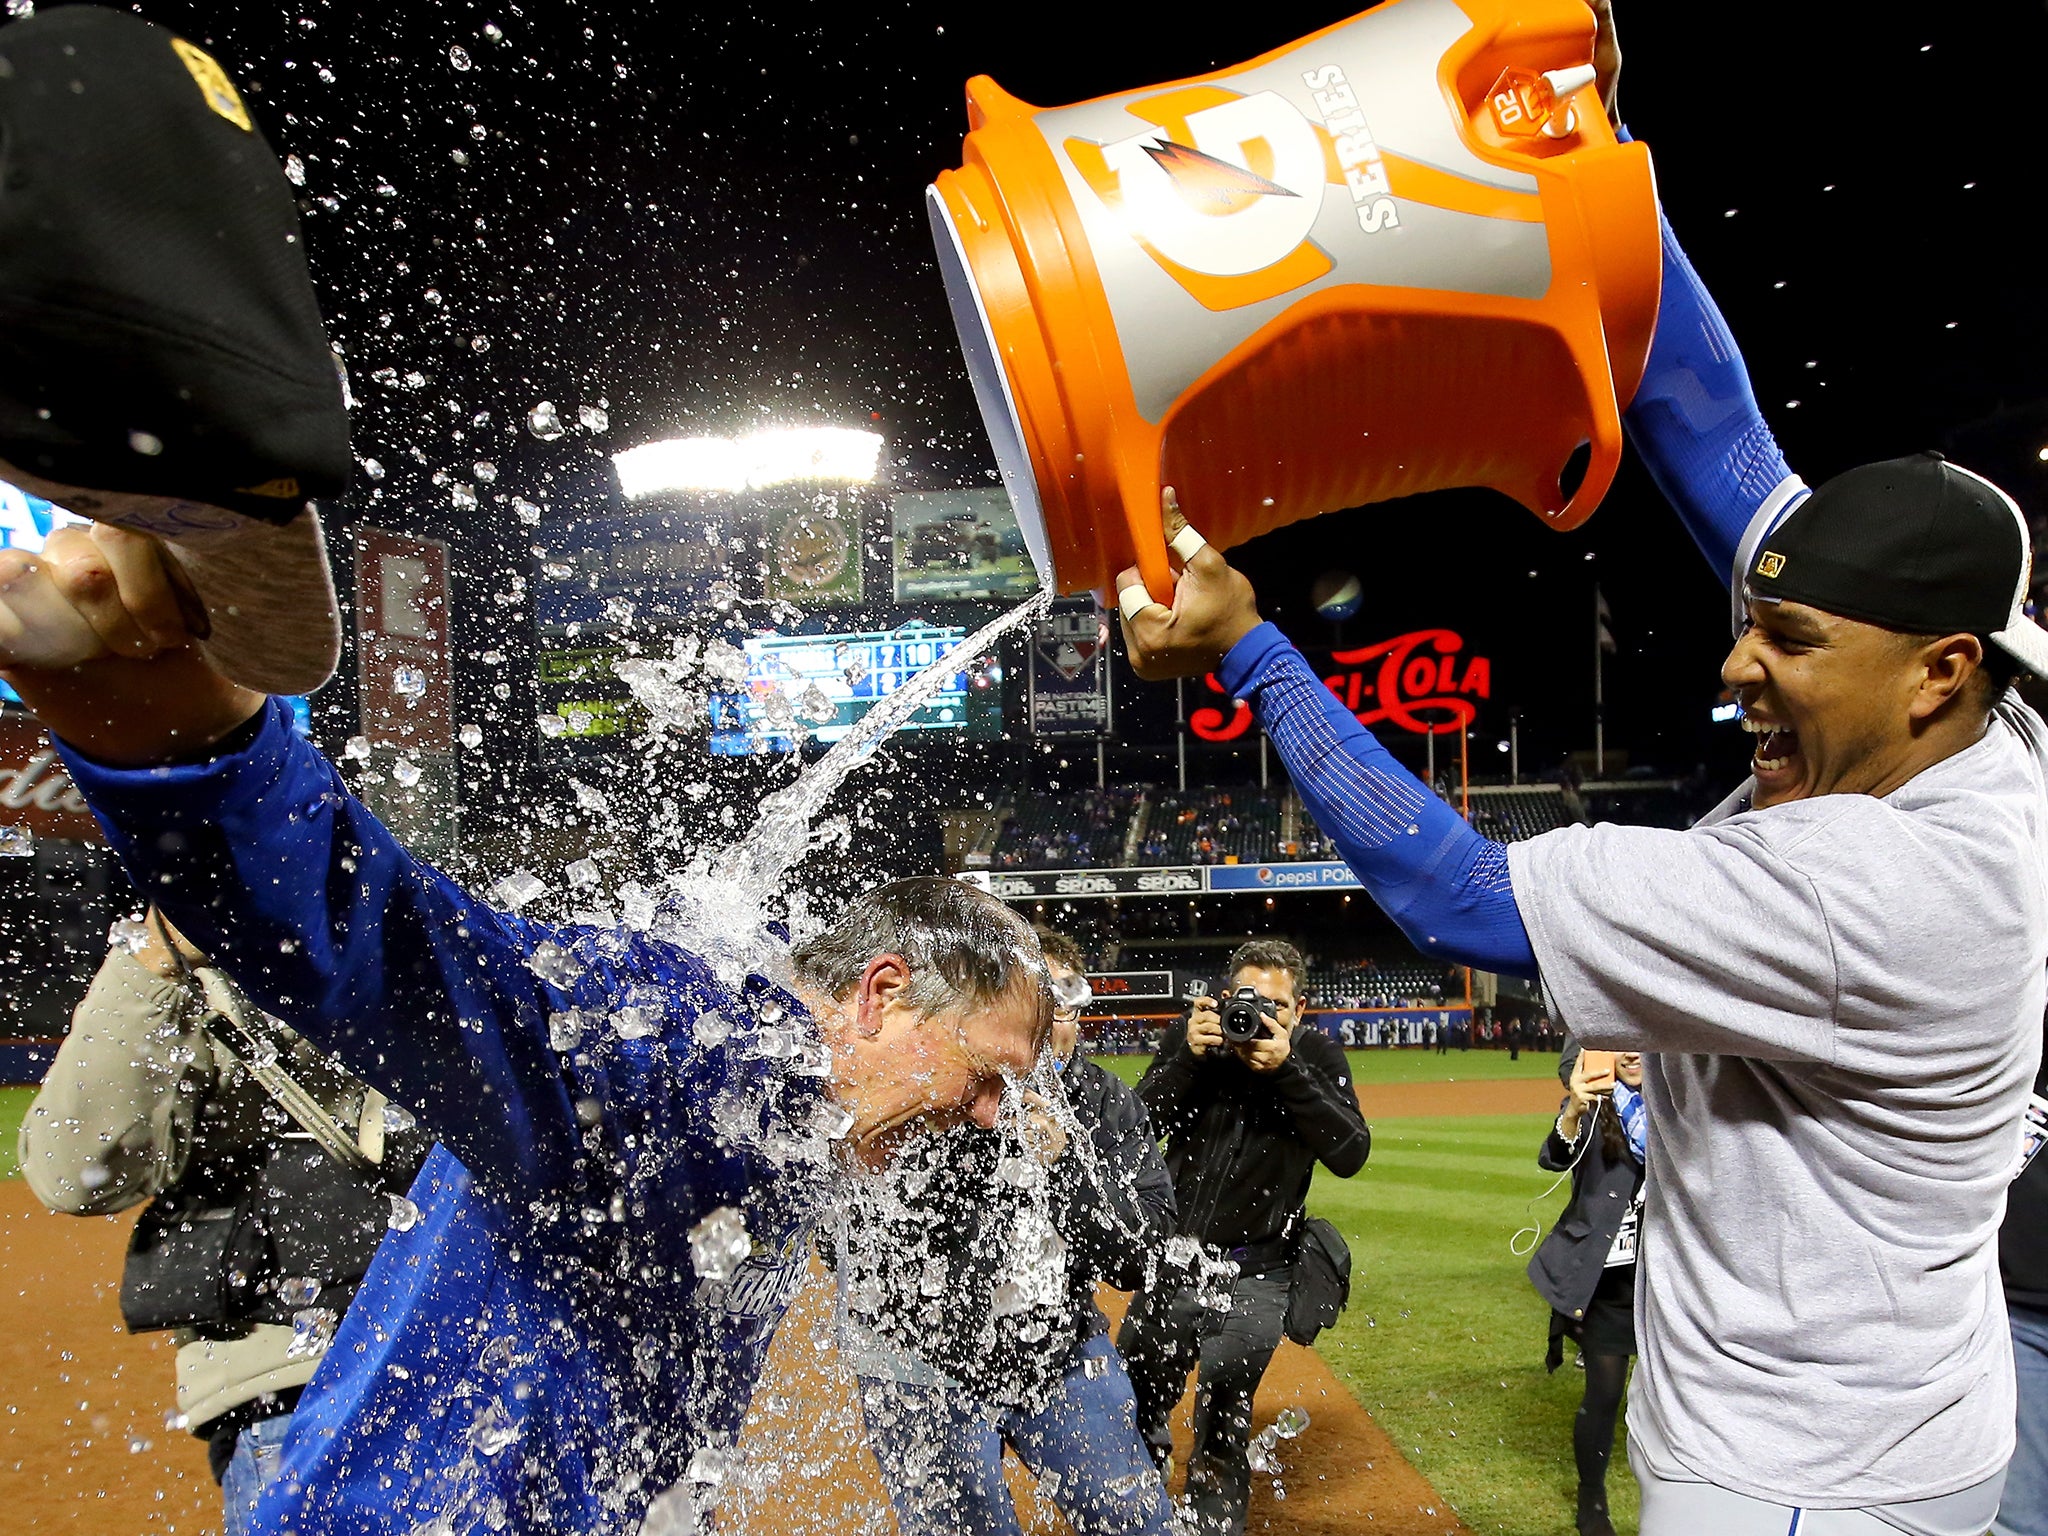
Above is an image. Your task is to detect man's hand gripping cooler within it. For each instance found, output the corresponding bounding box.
[1112,489,1267,681]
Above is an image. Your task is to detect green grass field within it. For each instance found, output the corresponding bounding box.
[0,1051,1617,1534]
[0,1085,29,1181]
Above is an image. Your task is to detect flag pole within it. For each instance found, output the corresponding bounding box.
[1594,584,1607,777]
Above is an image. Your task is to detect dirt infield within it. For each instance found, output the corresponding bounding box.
[0,1165,1482,1536]
[1356,1077,1559,1121]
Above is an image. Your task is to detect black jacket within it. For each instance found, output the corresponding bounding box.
[1136,1021,1369,1258]
[2003,1039,2048,1310]
[827,1055,1176,1408]
[1527,1095,1644,1320]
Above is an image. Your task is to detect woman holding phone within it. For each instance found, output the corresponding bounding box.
[1529,1045,1648,1536]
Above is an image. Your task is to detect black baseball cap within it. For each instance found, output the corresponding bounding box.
[1745,451,2048,676]
[0,5,347,695]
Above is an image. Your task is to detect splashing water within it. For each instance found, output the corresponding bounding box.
[640,591,1052,984]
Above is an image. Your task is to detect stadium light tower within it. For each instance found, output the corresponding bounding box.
[612,427,883,500]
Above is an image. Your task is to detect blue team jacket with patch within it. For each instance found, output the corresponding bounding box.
[58,698,828,1534]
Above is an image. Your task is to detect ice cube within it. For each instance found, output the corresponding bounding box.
[693,1011,733,1048]
[487,871,547,911]
[548,1008,588,1051]
[391,758,421,788]
[344,735,373,762]
[387,1194,421,1232]
[449,483,478,511]
[473,460,498,484]
[382,1102,417,1134]
[806,1099,855,1141]
[108,915,151,954]
[685,1446,731,1487]
[287,1306,339,1359]
[990,1279,1028,1318]
[688,1206,751,1283]
[470,1400,520,1457]
[526,401,565,441]
[1271,1406,1310,1440]
[578,404,610,432]
[459,724,484,749]
[996,1156,1037,1189]
[611,1006,659,1041]
[526,941,584,989]
[566,858,601,890]
[277,1276,322,1308]
[1083,1354,1108,1379]
[393,664,428,699]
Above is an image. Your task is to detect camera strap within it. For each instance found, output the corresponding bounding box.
[152,912,382,1181]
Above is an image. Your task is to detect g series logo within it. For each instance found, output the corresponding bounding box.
[1064,62,1399,312]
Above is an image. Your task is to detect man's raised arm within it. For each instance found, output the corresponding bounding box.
[1,527,630,1203]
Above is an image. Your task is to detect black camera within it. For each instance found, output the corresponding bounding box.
[1185,979,1281,1045]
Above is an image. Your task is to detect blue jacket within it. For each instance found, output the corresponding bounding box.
[59,698,830,1534]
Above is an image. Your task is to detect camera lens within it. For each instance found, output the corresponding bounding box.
[1219,987,1269,1044]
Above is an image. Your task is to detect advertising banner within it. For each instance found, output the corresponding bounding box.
[961,860,1362,900]
[1188,628,1493,742]
[891,489,1037,600]
[1028,597,1111,738]
[0,713,102,847]
[964,866,1205,900]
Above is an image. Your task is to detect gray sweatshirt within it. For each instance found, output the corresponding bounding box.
[1511,697,2047,1508]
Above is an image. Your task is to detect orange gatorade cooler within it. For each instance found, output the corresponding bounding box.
[928,0,1662,603]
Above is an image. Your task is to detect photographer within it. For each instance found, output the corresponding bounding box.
[1528,1043,1649,1536]
[16,910,429,1536]
[1116,939,1368,1534]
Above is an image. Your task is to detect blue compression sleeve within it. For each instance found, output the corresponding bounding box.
[1623,206,1806,593]
[1220,624,1537,976]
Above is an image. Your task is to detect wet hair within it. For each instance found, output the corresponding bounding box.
[1225,938,1307,997]
[1032,926,1085,975]
[791,876,1041,1017]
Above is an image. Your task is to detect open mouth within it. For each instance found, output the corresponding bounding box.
[1741,714,1799,776]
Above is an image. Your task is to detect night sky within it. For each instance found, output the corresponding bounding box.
[93,0,2048,815]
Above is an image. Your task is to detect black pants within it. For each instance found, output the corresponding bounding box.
[1117,1269,1291,1536]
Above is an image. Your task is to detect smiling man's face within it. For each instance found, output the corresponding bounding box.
[1723,597,1984,809]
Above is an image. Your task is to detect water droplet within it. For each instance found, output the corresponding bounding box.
[470,335,490,353]
[128,430,164,457]
[526,401,565,440]
[361,457,385,481]
[448,45,473,71]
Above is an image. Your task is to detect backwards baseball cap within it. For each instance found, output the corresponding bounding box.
[1746,451,2048,677]
[0,5,347,695]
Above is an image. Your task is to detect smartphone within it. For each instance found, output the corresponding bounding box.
[1578,1049,1618,1091]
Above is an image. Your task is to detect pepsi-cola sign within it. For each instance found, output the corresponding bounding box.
[1190,628,1490,742]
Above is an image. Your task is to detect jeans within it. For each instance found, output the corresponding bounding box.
[1998,1301,2048,1536]
[1118,1268,1292,1536]
[220,1411,295,1536]
[858,1332,1174,1536]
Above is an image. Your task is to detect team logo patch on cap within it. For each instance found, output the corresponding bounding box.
[170,38,252,133]
[1756,550,1786,579]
